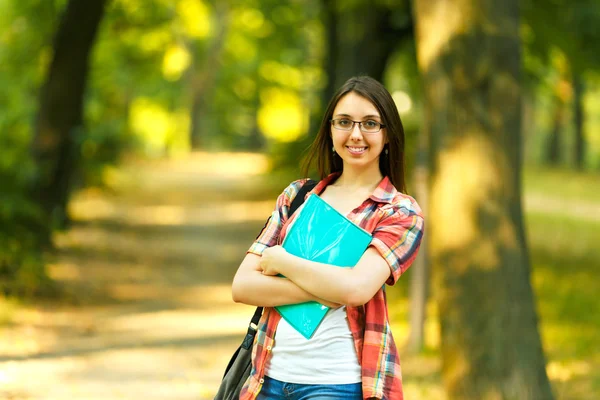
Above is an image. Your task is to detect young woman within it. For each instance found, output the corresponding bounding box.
[232,76,424,400]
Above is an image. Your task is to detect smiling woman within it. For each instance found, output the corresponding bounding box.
[330,93,388,172]
[229,76,425,400]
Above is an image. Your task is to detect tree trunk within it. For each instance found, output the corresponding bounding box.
[317,0,415,113]
[32,0,107,231]
[407,125,430,353]
[521,91,535,163]
[320,0,340,109]
[189,1,229,150]
[546,94,564,166]
[572,73,585,170]
[247,80,266,151]
[333,0,413,87]
[412,1,554,399]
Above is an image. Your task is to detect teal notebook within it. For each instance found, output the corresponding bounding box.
[275,194,372,339]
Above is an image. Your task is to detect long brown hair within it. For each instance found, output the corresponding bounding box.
[301,76,406,193]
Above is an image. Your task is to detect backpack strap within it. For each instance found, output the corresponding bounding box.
[289,179,317,218]
[241,306,264,350]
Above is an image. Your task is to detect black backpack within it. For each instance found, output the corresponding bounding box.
[214,179,317,400]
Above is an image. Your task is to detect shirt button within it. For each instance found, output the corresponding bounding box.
[259,378,264,384]
[267,346,272,351]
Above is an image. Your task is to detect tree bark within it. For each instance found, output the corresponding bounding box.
[32,0,107,230]
[315,0,414,118]
[546,93,564,166]
[412,1,554,399]
[320,0,340,108]
[407,126,430,353]
[332,0,413,88]
[572,73,585,170]
[521,92,535,163]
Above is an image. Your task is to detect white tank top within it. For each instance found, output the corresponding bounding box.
[265,306,362,384]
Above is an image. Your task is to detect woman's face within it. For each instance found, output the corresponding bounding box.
[330,92,387,172]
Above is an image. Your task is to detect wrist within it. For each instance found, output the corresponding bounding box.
[280,252,299,277]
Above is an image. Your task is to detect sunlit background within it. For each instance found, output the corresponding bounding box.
[0,0,599,399]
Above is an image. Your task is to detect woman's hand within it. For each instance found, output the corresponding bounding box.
[259,245,292,276]
[259,247,342,308]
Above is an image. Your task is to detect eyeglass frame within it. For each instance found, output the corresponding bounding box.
[329,118,386,133]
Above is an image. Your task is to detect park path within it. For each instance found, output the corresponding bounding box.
[0,153,279,400]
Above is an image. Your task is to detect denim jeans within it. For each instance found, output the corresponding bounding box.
[256,376,362,400]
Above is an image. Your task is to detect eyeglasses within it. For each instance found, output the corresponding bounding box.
[330,118,386,133]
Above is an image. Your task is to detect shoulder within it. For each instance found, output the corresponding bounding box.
[282,178,311,196]
[378,191,423,221]
[276,178,312,204]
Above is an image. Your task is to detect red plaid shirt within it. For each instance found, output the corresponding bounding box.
[240,173,424,400]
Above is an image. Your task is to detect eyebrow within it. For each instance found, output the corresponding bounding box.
[334,113,381,119]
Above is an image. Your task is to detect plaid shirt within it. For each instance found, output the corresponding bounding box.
[240,172,424,400]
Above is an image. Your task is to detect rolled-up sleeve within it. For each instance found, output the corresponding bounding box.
[370,200,425,286]
[247,179,306,256]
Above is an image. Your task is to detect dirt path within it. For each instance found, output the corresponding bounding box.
[0,153,279,400]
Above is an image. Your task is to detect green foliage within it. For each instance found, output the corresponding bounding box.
[0,174,52,297]
[0,1,67,296]
[521,1,600,169]
[522,0,600,79]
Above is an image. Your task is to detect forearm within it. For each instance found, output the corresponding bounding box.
[281,256,358,306]
[232,269,336,308]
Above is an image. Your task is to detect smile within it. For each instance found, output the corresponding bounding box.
[346,146,368,155]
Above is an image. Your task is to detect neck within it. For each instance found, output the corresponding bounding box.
[334,163,383,190]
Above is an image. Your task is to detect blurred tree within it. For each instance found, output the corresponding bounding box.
[189,0,230,149]
[572,73,585,169]
[90,0,184,160]
[330,0,413,90]
[413,0,554,398]
[546,58,570,166]
[31,0,108,231]
[0,0,67,295]
[407,108,429,353]
[243,1,322,157]
[522,0,600,169]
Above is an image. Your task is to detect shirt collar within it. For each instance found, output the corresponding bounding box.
[310,172,397,205]
[369,175,397,204]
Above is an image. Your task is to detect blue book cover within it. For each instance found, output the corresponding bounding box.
[275,194,372,339]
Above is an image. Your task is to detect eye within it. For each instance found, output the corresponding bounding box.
[338,119,352,127]
[364,120,379,128]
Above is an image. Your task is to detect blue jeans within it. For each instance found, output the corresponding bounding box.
[256,376,362,400]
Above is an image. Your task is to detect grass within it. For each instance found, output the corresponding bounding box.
[527,212,600,399]
[524,167,600,399]
[523,166,600,204]
[387,167,600,400]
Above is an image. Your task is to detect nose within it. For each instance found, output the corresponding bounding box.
[349,123,363,140]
